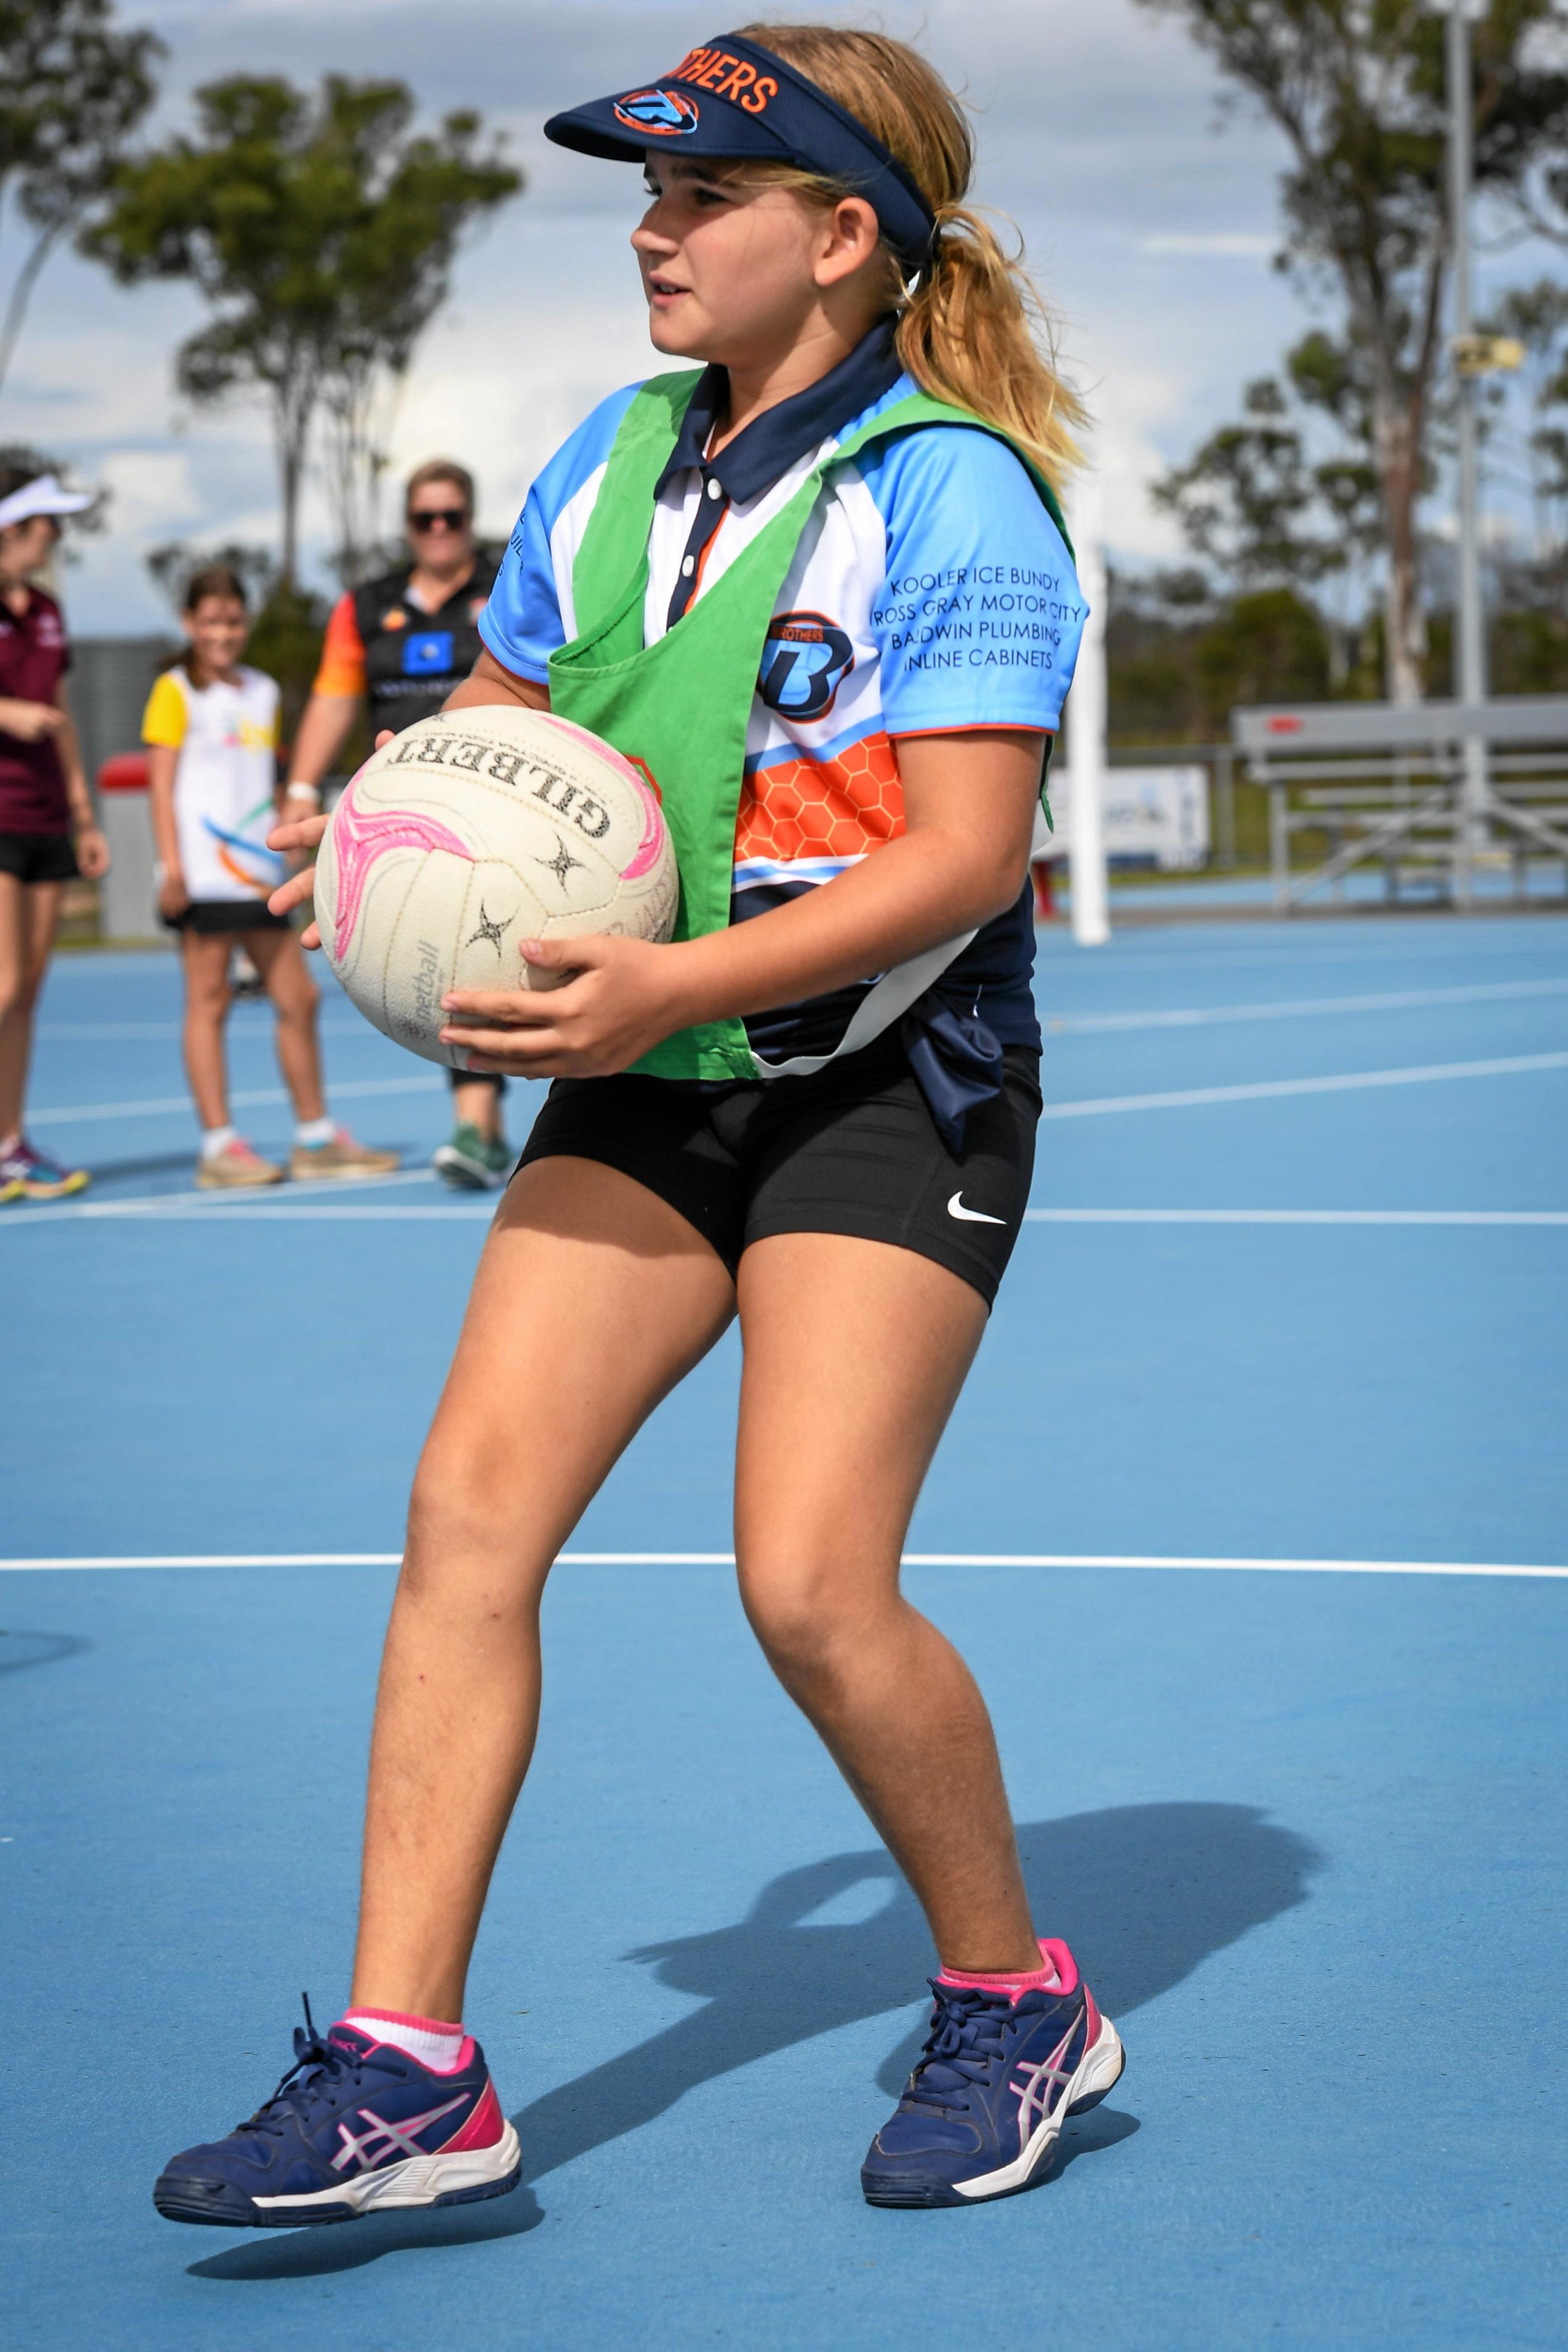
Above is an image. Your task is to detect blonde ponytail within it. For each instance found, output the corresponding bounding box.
[734,23,1087,486]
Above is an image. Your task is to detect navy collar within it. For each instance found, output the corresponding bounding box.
[653,316,903,505]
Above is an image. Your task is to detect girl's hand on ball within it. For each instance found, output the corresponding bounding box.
[268,811,329,856]
[440,934,689,1078]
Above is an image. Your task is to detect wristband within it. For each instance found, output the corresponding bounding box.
[284,780,321,803]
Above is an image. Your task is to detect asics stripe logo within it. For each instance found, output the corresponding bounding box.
[331,2094,468,2173]
[1010,2023,1079,2138]
[947,1192,1006,1225]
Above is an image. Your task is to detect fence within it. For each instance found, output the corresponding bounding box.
[69,639,174,941]
[72,636,175,790]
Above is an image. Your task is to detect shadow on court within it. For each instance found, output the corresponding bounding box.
[73,1152,211,1187]
[0,1630,91,1675]
[189,1800,1315,2282]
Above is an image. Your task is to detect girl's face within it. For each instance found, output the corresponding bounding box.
[0,513,59,580]
[633,156,883,368]
[186,595,249,675]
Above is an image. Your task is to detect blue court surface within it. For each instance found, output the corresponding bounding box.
[4,913,1566,2350]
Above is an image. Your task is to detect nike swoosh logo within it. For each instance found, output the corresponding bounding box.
[947,1192,1006,1226]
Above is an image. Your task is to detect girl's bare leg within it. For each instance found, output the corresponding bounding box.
[350,1158,735,2020]
[244,925,326,1123]
[179,931,234,1131]
[453,1074,504,1140]
[733,1233,1038,1973]
[0,874,62,1140]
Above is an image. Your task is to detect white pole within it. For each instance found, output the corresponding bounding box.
[1448,0,1489,904]
[1068,474,1110,946]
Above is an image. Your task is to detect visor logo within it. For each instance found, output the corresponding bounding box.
[613,88,699,136]
[670,48,779,112]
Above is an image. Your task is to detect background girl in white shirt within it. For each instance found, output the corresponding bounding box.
[143,567,398,1191]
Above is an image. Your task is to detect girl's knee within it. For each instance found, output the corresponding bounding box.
[266,948,319,1022]
[404,1446,545,1612]
[738,1554,869,1680]
[279,974,320,1024]
[185,974,230,1020]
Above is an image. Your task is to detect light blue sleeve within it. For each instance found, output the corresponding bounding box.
[478,383,643,685]
[859,426,1088,734]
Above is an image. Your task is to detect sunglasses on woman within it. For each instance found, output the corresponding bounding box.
[408,508,469,532]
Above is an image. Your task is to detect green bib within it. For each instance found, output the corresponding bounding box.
[547,371,1070,1082]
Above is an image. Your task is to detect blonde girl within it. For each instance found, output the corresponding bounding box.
[155,24,1123,2225]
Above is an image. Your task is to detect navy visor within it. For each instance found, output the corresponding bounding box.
[543,32,937,275]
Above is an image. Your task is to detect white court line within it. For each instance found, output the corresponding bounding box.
[1022,1207,1568,1226]
[0,1167,449,1228]
[35,1019,371,1041]
[1,1550,1562,1578]
[1043,977,1568,1034]
[1034,931,1568,977]
[27,1072,442,1127]
[1040,1050,1568,1118]
[62,1202,492,1222]
[9,1198,1566,1231]
[40,979,1568,1043]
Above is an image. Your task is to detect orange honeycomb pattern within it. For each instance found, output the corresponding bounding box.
[735,730,906,863]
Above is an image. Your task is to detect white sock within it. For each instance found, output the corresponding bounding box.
[342,2008,466,2071]
[200,1125,238,1161]
[294,1115,337,1148]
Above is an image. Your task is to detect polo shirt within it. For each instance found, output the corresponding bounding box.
[0,586,70,833]
[480,321,1088,1063]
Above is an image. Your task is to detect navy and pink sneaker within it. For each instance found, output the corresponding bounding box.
[153,1999,521,2227]
[861,1939,1124,2207]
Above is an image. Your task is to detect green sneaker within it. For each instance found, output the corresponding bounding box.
[432,1121,515,1191]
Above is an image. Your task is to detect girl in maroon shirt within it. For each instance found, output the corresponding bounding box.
[0,468,109,1202]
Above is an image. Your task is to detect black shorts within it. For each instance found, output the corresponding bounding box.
[167,899,292,936]
[0,830,77,885]
[515,1035,1042,1307]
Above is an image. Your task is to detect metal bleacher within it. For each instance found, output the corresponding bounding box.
[1232,696,1568,913]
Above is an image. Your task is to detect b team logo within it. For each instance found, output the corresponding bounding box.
[759,611,856,720]
[612,88,700,137]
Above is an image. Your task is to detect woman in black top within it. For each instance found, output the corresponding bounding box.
[285,459,510,1190]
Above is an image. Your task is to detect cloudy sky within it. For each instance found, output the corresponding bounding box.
[0,0,1523,629]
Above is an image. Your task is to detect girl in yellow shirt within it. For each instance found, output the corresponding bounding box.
[143,565,398,1189]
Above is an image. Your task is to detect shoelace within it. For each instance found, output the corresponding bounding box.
[235,1994,367,2140]
[903,1981,1016,2116]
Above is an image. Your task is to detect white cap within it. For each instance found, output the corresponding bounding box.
[0,472,95,533]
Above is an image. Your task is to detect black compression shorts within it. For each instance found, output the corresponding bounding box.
[166,899,291,936]
[0,830,77,885]
[514,1035,1041,1307]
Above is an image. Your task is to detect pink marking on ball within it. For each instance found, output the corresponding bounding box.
[525,712,665,882]
[528,710,646,789]
[620,777,665,880]
[327,775,475,956]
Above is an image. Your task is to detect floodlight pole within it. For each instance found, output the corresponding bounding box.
[1068,475,1110,947]
[1447,0,1489,904]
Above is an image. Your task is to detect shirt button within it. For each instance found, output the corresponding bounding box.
[681,555,696,576]
[706,477,723,500]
